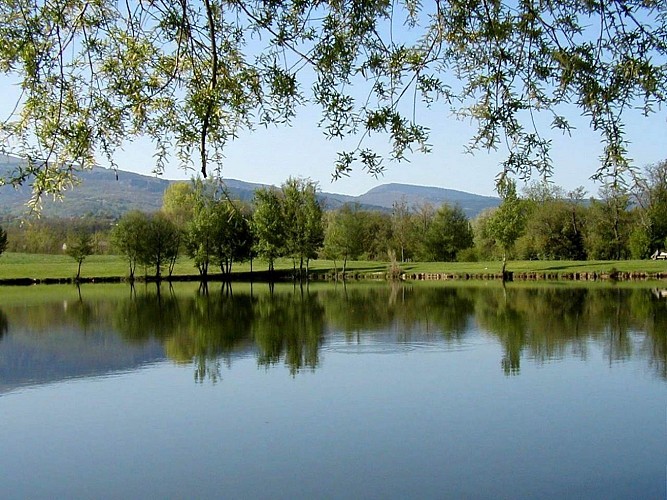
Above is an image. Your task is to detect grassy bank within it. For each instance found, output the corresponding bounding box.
[1,252,667,282]
[0,252,385,281]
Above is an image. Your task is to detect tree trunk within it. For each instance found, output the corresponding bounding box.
[501,252,507,282]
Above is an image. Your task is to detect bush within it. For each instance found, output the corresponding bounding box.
[629,226,652,259]
[457,247,478,262]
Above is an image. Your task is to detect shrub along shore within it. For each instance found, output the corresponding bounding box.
[1,253,667,286]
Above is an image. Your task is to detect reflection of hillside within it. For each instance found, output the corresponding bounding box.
[0,325,165,394]
[1,283,666,387]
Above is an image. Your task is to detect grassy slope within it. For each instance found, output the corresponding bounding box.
[1,252,666,281]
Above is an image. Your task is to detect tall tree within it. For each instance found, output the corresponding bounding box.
[322,204,365,277]
[391,198,412,263]
[586,184,632,260]
[252,188,286,272]
[361,211,393,261]
[185,200,218,279]
[112,211,150,280]
[281,177,324,278]
[633,159,667,257]
[0,225,8,257]
[411,202,436,261]
[2,1,664,206]
[423,204,474,262]
[472,209,500,260]
[66,229,94,281]
[211,201,253,276]
[487,180,527,271]
[141,213,180,279]
[518,184,587,260]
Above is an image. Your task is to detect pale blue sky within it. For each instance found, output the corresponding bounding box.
[114,101,666,198]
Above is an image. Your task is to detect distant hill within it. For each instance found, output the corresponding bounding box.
[354,183,500,216]
[1,154,499,218]
[1,154,171,217]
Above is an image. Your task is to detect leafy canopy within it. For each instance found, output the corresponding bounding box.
[1,0,665,208]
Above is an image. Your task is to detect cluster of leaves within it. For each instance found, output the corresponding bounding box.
[183,182,252,278]
[1,0,665,208]
[475,160,667,262]
[252,177,324,276]
[112,211,180,279]
[323,199,474,272]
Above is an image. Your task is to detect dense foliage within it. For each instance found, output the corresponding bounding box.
[1,0,665,208]
[253,177,323,276]
[112,211,180,279]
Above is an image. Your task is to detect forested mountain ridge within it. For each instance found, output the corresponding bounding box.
[1,155,499,218]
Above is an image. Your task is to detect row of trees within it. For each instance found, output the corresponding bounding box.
[477,160,667,262]
[323,202,473,273]
[1,216,114,255]
[325,160,667,265]
[111,177,324,280]
[4,160,667,277]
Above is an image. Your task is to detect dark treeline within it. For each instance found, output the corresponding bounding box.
[3,284,666,380]
[2,159,667,273]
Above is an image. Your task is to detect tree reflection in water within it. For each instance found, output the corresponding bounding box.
[0,307,7,341]
[2,282,666,381]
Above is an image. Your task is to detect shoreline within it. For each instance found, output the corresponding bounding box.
[3,269,667,286]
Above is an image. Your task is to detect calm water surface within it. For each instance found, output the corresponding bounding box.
[0,282,665,499]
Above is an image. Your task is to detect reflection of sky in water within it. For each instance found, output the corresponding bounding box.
[1,343,665,499]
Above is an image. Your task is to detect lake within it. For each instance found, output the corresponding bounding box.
[1,281,665,499]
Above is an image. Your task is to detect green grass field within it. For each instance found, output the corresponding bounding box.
[1,252,667,281]
[0,252,387,281]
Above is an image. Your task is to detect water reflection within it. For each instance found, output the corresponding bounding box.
[0,307,7,340]
[1,282,666,390]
